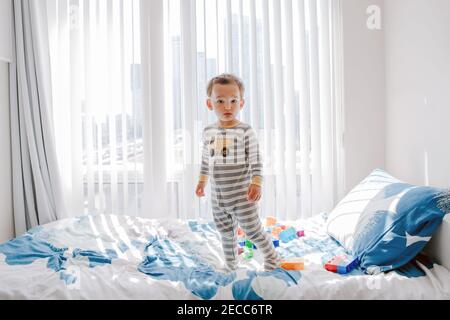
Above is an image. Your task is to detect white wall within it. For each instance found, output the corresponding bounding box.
[385,0,450,188]
[342,0,386,193]
[0,61,14,242]
[0,0,13,62]
[384,0,450,269]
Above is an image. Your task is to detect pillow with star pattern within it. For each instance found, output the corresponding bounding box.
[326,169,449,274]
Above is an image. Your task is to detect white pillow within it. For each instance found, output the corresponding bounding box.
[326,169,401,251]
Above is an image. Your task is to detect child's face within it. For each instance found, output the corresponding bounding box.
[207,83,244,123]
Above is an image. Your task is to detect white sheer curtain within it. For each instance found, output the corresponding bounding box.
[46,0,144,217]
[9,0,68,234]
[160,0,344,221]
[46,0,343,221]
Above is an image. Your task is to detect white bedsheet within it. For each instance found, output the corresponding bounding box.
[0,213,449,300]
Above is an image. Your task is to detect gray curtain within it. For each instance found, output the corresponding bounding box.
[9,0,66,236]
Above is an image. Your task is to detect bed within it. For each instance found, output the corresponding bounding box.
[1,212,449,300]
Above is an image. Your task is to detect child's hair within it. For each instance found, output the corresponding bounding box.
[206,73,245,98]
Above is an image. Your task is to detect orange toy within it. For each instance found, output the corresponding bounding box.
[271,226,283,238]
[266,216,277,226]
[280,258,304,270]
[237,227,244,237]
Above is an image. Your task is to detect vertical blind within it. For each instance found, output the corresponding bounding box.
[47,0,144,217]
[161,0,343,221]
[46,0,343,220]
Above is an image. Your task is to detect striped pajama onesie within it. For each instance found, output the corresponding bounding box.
[199,122,280,271]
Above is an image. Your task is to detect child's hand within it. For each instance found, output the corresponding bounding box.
[247,184,261,203]
[195,183,206,197]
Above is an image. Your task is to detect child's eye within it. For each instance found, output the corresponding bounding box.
[217,99,224,104]
[231,99,238,104]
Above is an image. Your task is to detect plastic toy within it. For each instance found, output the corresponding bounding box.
[280,257,304,270]
[279,227,297,243]
[271,226,283,238]
[239,238,279,249]
[237,247,244,255]
[297,230,305,238]
[246,239,257,249]
[324,254,359,274]
[266,216,277,226]
[242,246,254,260]
[237,227,244,237]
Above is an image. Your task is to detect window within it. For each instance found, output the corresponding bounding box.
[160,0,342,220]
[48,0,144,216]
[48,0,343,220]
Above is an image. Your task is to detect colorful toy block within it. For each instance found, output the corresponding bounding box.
[239,238,279,249]
[242,247,254,260]
[238,239,257,249]
[271,226,283,238]
[280,257,304,270]
[324,254,359,274]
[266,216,277,226]
[237,247,244,255]
[297,230,305,238]
[246,240,257,249]
[237,227,244,237]
[279,227,297,243]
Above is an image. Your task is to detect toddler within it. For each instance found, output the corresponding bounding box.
[195,73,280,272]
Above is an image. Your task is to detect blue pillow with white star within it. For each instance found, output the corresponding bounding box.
[351,172,449,274]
